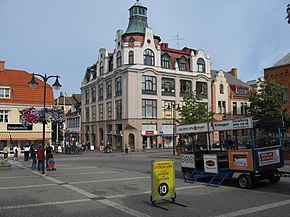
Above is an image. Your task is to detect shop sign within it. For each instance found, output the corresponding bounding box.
[258,149,280,166]
[181,154,195,168]
[7,124,32,130]
[151,160,175,201]
[228,150,253,171]
[232,118,253,129]
[203,154,218,173]
[176,123,208,134]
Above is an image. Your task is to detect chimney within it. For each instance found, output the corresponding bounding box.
[230,68,237,77]
[0,61,5,71]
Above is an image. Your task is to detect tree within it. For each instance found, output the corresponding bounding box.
[248,79,290,129]
[177,91,215,125]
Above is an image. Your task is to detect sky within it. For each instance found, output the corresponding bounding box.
[1,0,289,97]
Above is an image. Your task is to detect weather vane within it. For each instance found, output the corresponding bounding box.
[286,4,290,24]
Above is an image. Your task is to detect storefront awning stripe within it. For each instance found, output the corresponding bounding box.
[0,132,51,141]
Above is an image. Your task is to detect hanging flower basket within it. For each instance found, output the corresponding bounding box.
[20,107,65,126]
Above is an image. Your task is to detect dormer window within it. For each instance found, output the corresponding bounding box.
[178,56,186,71]
[144,49,154,66]
[161,53,170,69]
[0,87,10,98]
[99,61,104,76]
[197,58,205,73]
[220,84,224,94]
[117,51,122,67]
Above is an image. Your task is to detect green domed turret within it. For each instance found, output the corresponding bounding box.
[124,0,148,35]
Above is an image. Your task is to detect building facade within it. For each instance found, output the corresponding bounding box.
[81,1,212,151]
[0,61,54,153]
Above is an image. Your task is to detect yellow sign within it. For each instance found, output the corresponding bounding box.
[151,160,175,201]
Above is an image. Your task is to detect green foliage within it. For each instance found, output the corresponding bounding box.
[178,91,215,125]
[248,79,290,129]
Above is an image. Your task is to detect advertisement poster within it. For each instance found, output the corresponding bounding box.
[258,149,280,166]
[228,150,253,171]
[203,154,218,173]
[151,160,175,201]
[181,154,195,168]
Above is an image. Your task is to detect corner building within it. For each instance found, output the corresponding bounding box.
[81,1,212,151]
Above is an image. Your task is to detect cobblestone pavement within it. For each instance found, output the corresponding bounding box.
[0,151,290,217]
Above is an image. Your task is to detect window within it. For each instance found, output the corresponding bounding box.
[91,105,96,121]
[99,61,104,76]
[222,101,226,114]
[218,101,222,114]
[236,87,249,95]
[197,58,205,73]
[245,103,248,115]
[220,84,224,94]
[178,56,186,71]
[115,100,122,120]
[129,37,135,43]
[241,102,244,115]
[180,80,192,96]
[115,77,122,96]
[161,78,175,96]
[0,110,8,123]
[142,75,157,95]
[117,51,122,67]
[85,89,89,104]
[196,81,208,98]
[98,84,103,101]
[85,107,89,122]
[0,88,10,98]
[129,51,134,64]
[98,104,103,121]
[144,49,154,66]
[106,80,112,99]
[161,53,170,69]
[109,57,113,72]
[233,102,237,115]
[162,100,175,119]
[142,99,157,118]
[91,87,96,102]
[106,102,112,120]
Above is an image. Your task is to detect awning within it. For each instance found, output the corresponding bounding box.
[0,132,51,141]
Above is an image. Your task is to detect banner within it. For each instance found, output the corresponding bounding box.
[258,149,280,166]
[203,154,218,173]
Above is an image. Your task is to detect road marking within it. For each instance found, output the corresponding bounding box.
[214,199,290,217]
[100,199,150,217]
[70,176,150,184]
[63,184,98,199]
[0,199,91,210]
[0,175,36,179]
[106,185,205,199]
[50,171,119,176]
[0,183,57,190]
[56,166,100,170]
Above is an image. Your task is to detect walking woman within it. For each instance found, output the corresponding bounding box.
[3,144,9,160]
[30,144,37,170]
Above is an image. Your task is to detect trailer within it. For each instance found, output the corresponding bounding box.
[177,116,289,189]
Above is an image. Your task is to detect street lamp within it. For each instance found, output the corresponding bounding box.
[167,103,180,155]
[28,73,62,174]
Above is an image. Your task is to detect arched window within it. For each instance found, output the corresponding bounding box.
[144,49,154,66]
[161,53,170,69]
[178,56,186,71]
[117,51,122,67]
[220,84,224,94]
[99,61,104,76]
[129,51,134,65]
[197,58,205,73]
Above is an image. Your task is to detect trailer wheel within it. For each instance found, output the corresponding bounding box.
[182,168,192,180]
[268,175,280,183]
[238,174,252,189]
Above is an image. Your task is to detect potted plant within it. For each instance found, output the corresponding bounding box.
[104,145,112,153]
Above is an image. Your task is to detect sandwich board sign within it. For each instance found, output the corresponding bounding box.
[151,160,175,202]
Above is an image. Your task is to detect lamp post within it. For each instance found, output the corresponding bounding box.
[167,103,180,155]
[62,92,67,152]
[28,73,62,174]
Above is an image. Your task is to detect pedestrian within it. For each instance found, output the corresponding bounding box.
[30,144,37,170]
[37,145,44,172]
[125,143,129,154]
[24,144,30,161]
[45,143,53,168]
[13,146,19,161]
[3,144,9,160]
